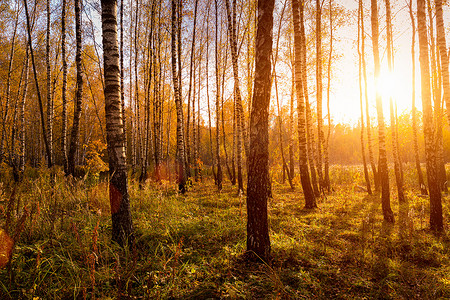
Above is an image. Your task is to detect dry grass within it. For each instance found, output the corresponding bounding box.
[0,165,449,299]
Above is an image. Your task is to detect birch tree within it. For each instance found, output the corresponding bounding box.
[67,0,83,176]
[316,0,324,192]
[361,0,379,191]
[370,0,394,222]
[61,0,68,173]
[247,0,275,261]
[293,0,317,208]
[172,0,187,193]
[385,0,405,203]
[358,0,372,194]
[46,0,53,165]
[417,0,443,231]
[101,0,134,246]
[225,0,245,194]
[24,0,53,168]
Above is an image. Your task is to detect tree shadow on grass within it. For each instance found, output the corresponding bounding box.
[176,283,221,300]
[370,220,394,299]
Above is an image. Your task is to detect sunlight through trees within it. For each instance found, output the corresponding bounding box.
[0,0,450,297]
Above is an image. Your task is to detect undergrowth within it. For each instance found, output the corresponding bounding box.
[0,165,449,299]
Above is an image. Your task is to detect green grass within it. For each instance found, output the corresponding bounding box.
[0,166,449,299]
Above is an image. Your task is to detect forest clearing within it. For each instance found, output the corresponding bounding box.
[0,165,448,299]
[2,0,450,298]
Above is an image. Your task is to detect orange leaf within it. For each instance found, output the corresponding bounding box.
[0,229,13,268]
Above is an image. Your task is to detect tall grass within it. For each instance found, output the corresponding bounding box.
[0,164,449,299]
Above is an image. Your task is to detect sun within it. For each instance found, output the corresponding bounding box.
[376,70,397,101]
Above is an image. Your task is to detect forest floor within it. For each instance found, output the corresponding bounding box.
[0,166,450,299]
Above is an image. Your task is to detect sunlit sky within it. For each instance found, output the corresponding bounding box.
[331,0,425,125]
[88,0,448,127]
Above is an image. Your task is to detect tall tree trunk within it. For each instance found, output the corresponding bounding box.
[361,1,379,191]
[316,0,324,192]
[176,0,188,179]
[435,0,449,192]
[1,4,19,164]
[407,0,428,195]
[186,0,199,181]
[129,0,135,167]
[232,96,237,184]
[222,74,234,184]
[235,0,249,157]
[172,0,187,193]
[192,56,198,182]
[288,15,295,182]
[434,0,450,152]
[225,0,245,193]
[289,74,295,181]
[434,62,447,192]
[46,0,53,166]
[417,0,443,231]
[153,3,162,183]
[24,0,52,168]
[154,43,161,182]
[427,0,446,192]
[221,46,234,184]
[120,0,126,162]
[288,28,296,184]
[205,3,216,183]
[141,1,155,186]
[196,54,201,182]
[274,72,292,188]
[385,0,405,203]
[323,0,332,193]
[301,1,320,197]
[293,0,317,209]
[247,0,274,261]
[215,0,223,191]
[19,45,29,174]
[246,0,255,150]
[158,28,164,178]
[166,103,172,181]
[159,48,166,171]
[273,1,293,188]
[133,7,139,170]
[67,0,83,176]
[358,0,372,195]
[62,0,68,173]
[371,0,394,222]
[101,0,133,246]
[134,0,142,171]
[436,0,450,123]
